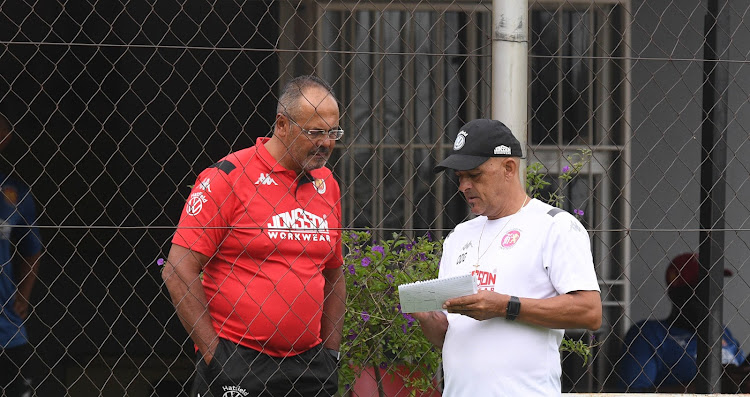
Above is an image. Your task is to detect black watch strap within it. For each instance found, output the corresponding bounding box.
[506,295,521,321]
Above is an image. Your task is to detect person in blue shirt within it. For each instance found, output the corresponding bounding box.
[619,252,750,393]
[0,113,43,396]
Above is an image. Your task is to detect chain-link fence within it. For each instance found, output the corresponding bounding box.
[1,0,749,395]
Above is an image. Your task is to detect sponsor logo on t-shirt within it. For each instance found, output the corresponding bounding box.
[266,208,331,242]
[186,191,208,216]
[221,385,249,397]
[500,229,521,248]
[254,173,278,185]
[471,269,497,291]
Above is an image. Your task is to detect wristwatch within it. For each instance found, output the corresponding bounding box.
[506,295,521,321]
[326,348,341,361]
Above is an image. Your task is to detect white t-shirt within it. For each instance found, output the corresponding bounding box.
[439,198,600,397]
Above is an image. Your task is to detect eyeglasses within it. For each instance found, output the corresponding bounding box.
[285,115,344,141]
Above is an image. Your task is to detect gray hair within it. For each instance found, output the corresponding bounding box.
[276,75,338,118]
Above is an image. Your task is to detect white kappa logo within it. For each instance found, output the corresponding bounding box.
[254,173,278,185]
[186,192,208,216]
[454,130,468,150]
[199,178,212,192]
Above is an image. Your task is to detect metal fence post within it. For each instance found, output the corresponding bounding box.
[698,0,731,392]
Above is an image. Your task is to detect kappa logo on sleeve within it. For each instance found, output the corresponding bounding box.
[199,178,212,192]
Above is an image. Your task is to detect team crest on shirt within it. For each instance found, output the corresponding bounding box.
[186,191,208,216]
[500,229,521,248]
[313,178,326,194]
[1,186,18,206]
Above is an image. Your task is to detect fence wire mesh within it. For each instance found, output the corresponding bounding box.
[1,0,749,395]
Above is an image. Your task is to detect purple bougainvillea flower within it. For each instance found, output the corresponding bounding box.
[419,253,428,261]
[156,258,165,266]
[372,245,385,255]
[396,303,402,313]
[562,165,571,173]
[379,362,388,370]
[404,243,413,251]
[402,313,415,326]
[574,209,585,216]
[401,324,408,334]
[426,232,433,241]
[361,257,371,267]
[361,311,370,322]
[386,274,395,283]
[347,332,358,340]
[348,265,356,275]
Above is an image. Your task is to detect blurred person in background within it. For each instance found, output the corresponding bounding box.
[0,113,43,397]
[619,252,750,393]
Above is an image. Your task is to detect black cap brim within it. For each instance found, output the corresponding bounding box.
[433,154,490,173]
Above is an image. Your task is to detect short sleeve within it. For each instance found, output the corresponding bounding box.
[172,168,237,259]
[543,212,600,294]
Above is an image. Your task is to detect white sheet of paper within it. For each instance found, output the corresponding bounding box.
[398,274,478,313]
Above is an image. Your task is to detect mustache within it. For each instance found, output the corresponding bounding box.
[310,148,330,156]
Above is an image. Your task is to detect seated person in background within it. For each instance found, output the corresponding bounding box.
[619,253,750,393]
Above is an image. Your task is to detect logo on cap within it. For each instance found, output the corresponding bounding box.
[494,145,512,155]
[454,130,468,150]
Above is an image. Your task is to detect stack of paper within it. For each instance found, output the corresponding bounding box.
[398,274,478,313]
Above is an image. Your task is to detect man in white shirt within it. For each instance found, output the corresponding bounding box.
[414,119,602,396]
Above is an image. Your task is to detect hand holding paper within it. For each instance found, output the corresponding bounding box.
[398,274,478,313]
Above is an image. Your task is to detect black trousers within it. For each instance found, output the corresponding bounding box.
[190,339,338,397]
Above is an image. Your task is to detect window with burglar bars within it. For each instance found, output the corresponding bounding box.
[317,1,629,390]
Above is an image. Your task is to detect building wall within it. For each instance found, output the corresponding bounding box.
[628,0,750,354]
